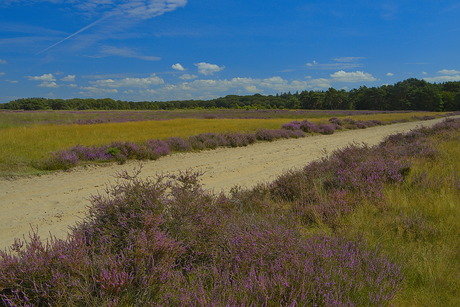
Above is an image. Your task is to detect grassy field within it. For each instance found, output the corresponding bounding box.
[0,110,447,176]
[343,133,460,305]
[0,109,442,129]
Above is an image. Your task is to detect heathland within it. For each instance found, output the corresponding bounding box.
[0,110,459,305]
[0,109,450,177]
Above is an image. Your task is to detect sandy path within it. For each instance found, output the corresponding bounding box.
[0,116,457,250]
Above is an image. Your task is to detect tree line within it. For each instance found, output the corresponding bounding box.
[1,78,459,111]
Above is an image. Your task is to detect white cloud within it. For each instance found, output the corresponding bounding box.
[38,81,59,88]
[386,72,394,76]
[179,74,197,80]
[306,78,331,89]
[138,76,332,101]
[244,85,260,93]
[306,58,364,70]
[330,70,377,82]
[100,46,161,61]
[0,59,6,64]
[115,0,188,20]
[27,73,56,81]
[422,72,428,75]
[172,63,185,71]
[91,74,164,88]
[100,46,159,61]
[61,74,76,82]
[437,69,460,75]
[0,72,5,76]
[195,62,225,75]
[333,57,365,62]
[38,0,188,53]
[423,75,460,83]
[80,86,119,95]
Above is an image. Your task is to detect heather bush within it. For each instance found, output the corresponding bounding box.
[299,119,320,133]
[165,137,191,152]
[146,139,170,157]
[255,129,280,141]
[0,169,404,306]
[328,117,343,129]
[281,120,302,130]
[317,123,336,135]
[35,150,79,170]
[223,132,256,147]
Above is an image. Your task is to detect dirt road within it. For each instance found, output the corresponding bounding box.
[0,117,456,250]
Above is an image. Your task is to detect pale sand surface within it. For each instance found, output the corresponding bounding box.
[1,116,458,250]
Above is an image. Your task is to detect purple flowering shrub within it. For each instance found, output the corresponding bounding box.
[222,132,257,147]
[165,137,191,151]
[282,117,387,135]
[0,169,403,306]
[268,131,442,226]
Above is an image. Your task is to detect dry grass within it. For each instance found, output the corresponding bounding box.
[0,111,447,177]
[341,135,460,306]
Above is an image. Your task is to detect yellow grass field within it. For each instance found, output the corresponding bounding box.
[0,112,445,176]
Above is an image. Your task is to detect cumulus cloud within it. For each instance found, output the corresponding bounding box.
[90,74,164,88]
[172,63,185,71]
[61,75,76,82]
[330,70,377,82]
[138,76,332,101]
[179,74,197,80]
[386,72,394,76]
[423,75,460,83]
[100,46,161,61]
[38,81,59,88]
[195,62,225,75]
[437,69,460,75]
[80,86,119,95]
[27,73,56,81]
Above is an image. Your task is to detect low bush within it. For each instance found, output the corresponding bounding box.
[0,170,403,306]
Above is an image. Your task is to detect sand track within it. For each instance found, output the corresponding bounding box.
[0,116,457,250]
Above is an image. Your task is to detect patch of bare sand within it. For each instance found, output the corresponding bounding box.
[0,116,457,250]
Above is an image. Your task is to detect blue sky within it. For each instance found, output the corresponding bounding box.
[0,0,459,103]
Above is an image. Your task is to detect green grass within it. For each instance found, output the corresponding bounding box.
[339,133,460,306]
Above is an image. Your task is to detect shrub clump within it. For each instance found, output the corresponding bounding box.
[0,170,403,306]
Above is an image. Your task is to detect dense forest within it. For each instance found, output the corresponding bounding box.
[1,78,460,111]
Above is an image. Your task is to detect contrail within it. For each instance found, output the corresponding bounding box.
[37,16,107,54]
